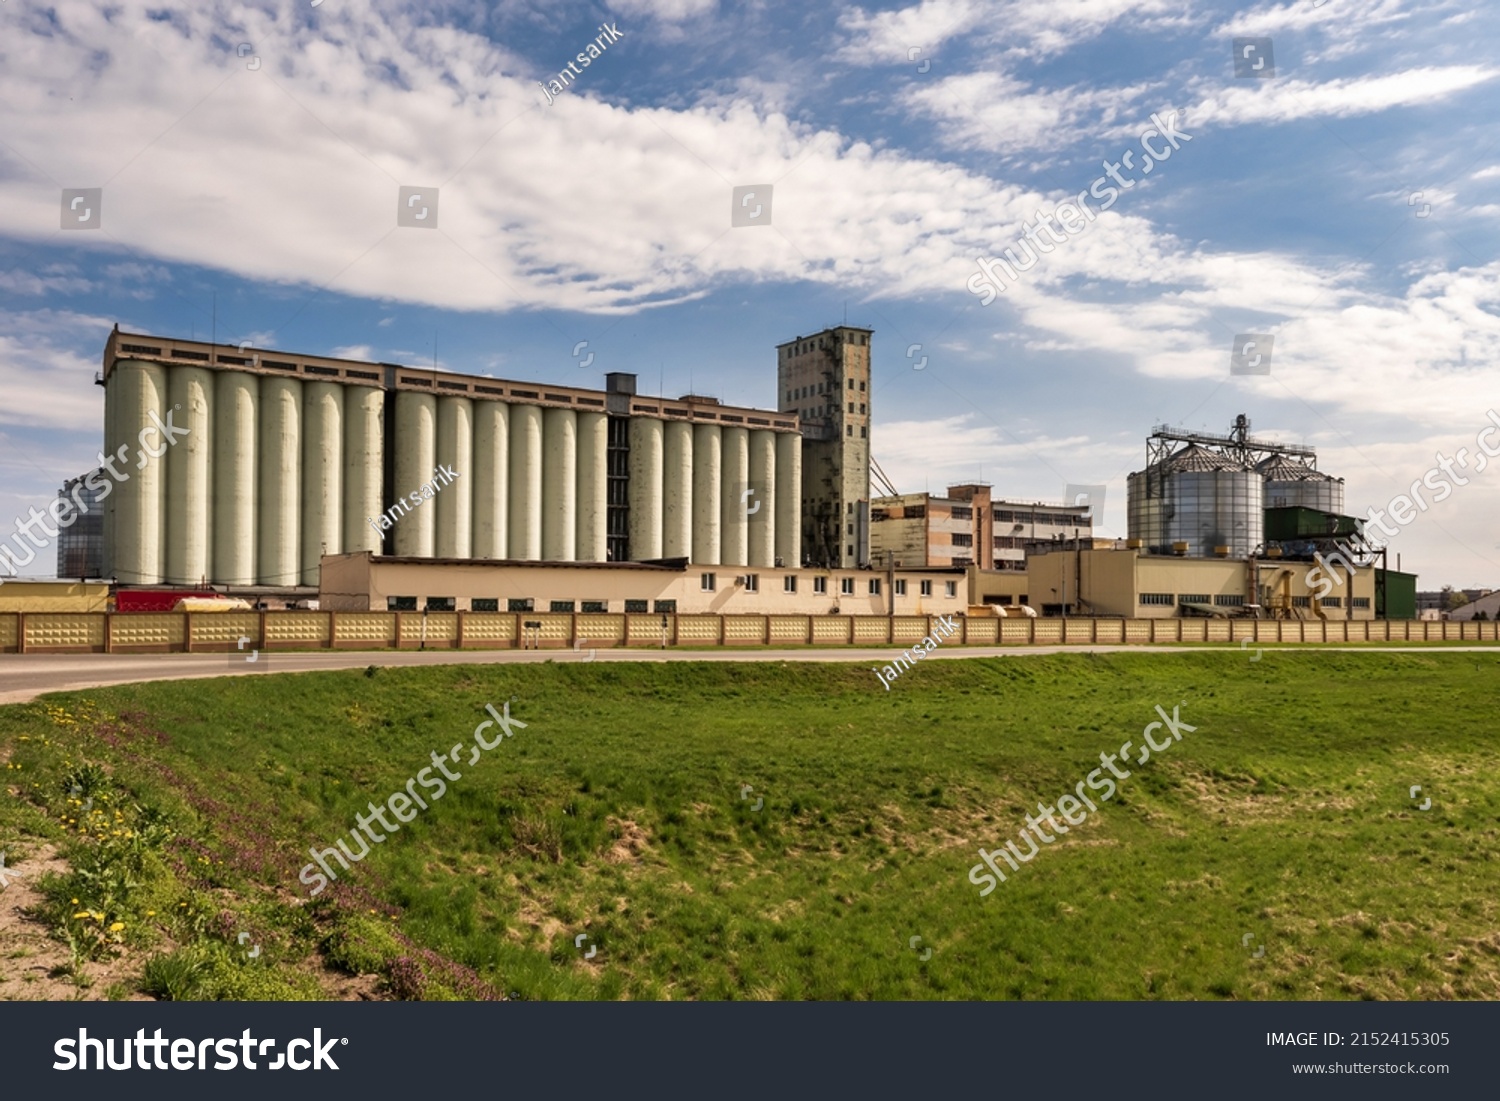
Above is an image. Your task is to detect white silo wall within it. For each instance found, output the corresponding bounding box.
[300,381,343,585]
[256,376,302,586]
[662,420,693,559]
[719,426,749,567]
[342,385,385,555]
[436,396,473,558]
[775,431,801,567]
[748,429,776,568]
[165,366,214,586]
[393,391,437,557]
[542,408,578,561]
[472,401,510,559]
[628,418,664,560]
[112,361,168,585]
[213,371,258,585]
[575,411,608,562]
[101,369,117,578]
[508,404,543,560]
[692,424,722,565]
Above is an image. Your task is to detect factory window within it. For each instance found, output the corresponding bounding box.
[1352,596,1371,608]
[471,598,500,613]
[625,599,649,613]
[989,595,1012,605]
[1014,512,1034,523]
[859,403,865,414]
[550,600,576,613]
[952,506,973,520]
[848,379,854,389]
[581,601,608,613]
[701,572,717,592]
[1139,593,1175,606]
[653,600,677,613]
[907,505,926,519]
[860,426,867,438]
[894,579,907,595]
[945,581,958,598]
[847,545,854,557]
[994,536,1016,549]
[1213,594,1245,607]
[1178,594,1210,606]
[507,598,534,612]
[840,577,855,595]
[388,596,418,611]
[784,575,797,593]
[425,597,456,612]
[814,576,828,594]
[848,524,854,535]
[848,401,855,413]
[744,574,759,592]
[859,379,866,390]
[918,580,931,597]
[1293,596,1311,608]
[847,426,854,437]
[871,509,890,521]
[1018,595,1029,605]
[995,510,1014,523]
[1323,596,1342,608]
[952,534,973,547]
[869,579,881,595]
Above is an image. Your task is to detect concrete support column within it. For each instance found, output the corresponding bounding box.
[472,401,510,559]
[437,396,473,558]
[692,424,721,566]
[628,418,664,560]
[748,428,775,568]
[508,405,543,560]
[542,407,578,561]
[663,420,694,560]
[775,431,801,568]
[393,391,437,557]
[720,426,749,568]
[576,411,608,562]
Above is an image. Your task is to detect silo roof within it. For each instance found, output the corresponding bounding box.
[1257,455,1339,482]
[1158,444,1243,473]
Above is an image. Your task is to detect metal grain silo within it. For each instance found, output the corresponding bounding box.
[720,426,749,567]
[301,381,342,585]
[437,395,473,558]
[508,404,543,560]
[343,384,384,555]
[393,390,436,557]
[748,429,775,567]
[662,420,693,559]
[542,407,577,561]
[774,431,801,567]
[213,370,257,585]
[112,360,168,584]
[692,424,721,565]
[628,417,664,560]
[1258,455,1344,514]
[576,411,608,562]
[1127,443,1262,558]
[257,376,302,586]
[472,400,509,559]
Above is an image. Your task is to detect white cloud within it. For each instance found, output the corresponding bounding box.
[606,0,717,22]
[1183,66,1498,129]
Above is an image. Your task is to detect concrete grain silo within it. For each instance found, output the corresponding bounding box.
[257,376,302,586]
[301,381,342,585]
[720,426,749,567]
[747,429,775,568]
[112,360,168,584]
[542,407,577,561]
[165,365,214,585]
[393,391,436,557]
[576,411,608,562]
[342,384,384,555]
[472,400,510,559]
[437,395,473,558]
[627,418,664,560]
[508,404,543,560]
[775,430,801,567]
[213,371,257,585]
[662,420,693,560]
[692,424,722,565]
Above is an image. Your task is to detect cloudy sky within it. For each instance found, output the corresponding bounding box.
[2,0,1497,586]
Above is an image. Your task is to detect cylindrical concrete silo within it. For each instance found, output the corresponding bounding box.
[437,396,473,558]
[508,404,543,560]
[165,366,214,585]
[775,431,801,567]
[663,420,693,559]
[112,360,168,585]
[257,376,302,586]
[692,424,721,565]
[542,408,577,561]
[101,368,117,579]
[720,426,749,567]
[472,400,510,559]
[213,371,257,585]
[576,411,608,562]
[300,381,342,585]
[628,418,664,560]
[342,385,384,555]
[748,429,775,568]
[393,391,437,557]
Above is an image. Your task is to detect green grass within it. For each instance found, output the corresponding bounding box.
[2,651,1498,1000]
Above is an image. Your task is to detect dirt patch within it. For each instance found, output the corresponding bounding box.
[603,817,652,865]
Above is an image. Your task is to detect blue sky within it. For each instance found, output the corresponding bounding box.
[2,0,1498,586]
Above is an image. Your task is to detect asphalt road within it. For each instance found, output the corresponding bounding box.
[0,643,1496,704]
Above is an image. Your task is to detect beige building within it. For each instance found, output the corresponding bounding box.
[872,487,1091,572]
[0,580,111,613]
[321,550,979,617]
[777,326,872,569]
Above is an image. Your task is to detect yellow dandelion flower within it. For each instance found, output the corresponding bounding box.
[109,922,124,932]
[72,911,90,919]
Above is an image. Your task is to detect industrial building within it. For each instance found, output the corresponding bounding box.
[55,471,106,579]
[871,484,1092,571]
[94,327,830,590]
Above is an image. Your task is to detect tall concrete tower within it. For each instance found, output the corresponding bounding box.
[776,326,872,569]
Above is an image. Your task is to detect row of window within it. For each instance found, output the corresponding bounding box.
[993,510,1092,526]
[700,572,958,598]
[389,597,681,614]
[1141,593,1246,606]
